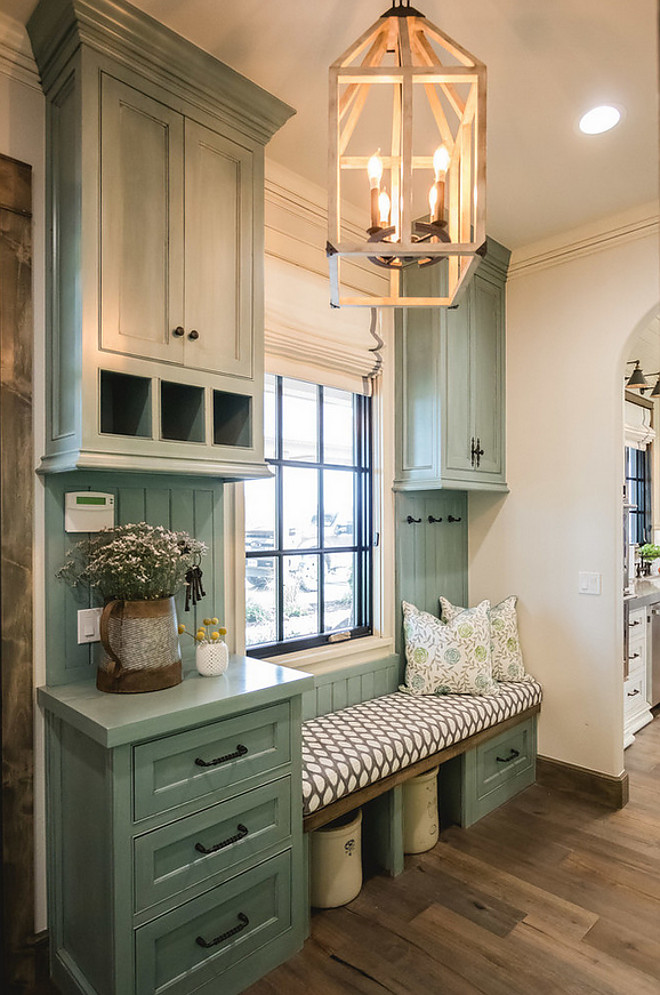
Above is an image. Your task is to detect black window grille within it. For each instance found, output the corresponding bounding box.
[625,445,652,545]
[245,375,373,656]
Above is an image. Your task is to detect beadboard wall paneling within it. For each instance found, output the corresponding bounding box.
[395,490,468,652]
[44,472,224,686]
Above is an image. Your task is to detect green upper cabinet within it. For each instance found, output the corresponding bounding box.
[28,0,294,478]
[394,239,510,492]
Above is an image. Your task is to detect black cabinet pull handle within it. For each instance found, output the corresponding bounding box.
[628,652,640,660]
[406,515,422,524]
[195,824,248,855]
[427,515,443,524]
[195,744,248,768]
[470,436,476,467]
[188,329,200,340]
[196,912,249,949]
[447,515,462,523]
[173,326,185,337]
[496,748,520,764]
[627,688,640,697]
[475,437,485,467]
[629,619,641,627]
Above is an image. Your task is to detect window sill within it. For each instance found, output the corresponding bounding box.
[257,634,396,676]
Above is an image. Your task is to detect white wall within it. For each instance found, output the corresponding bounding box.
[469,203,660,777]
[0,13,47,933]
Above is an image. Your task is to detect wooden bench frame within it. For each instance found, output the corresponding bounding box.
[303,702,541,832]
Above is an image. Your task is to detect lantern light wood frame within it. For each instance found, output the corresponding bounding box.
[328,1,486,307]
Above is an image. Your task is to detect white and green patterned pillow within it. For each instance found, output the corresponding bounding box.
[439,595,532,683]
[401,600,500,696]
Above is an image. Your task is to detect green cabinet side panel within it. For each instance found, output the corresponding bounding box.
[44,471,224,686]
[363,784,405,878]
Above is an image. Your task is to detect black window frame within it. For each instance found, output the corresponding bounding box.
[245,375,373,658]
[626,444,652,546]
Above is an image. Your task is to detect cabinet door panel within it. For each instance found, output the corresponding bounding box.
[444,296,472,473]
[184,120,253,378]
[472,275,503,475]
[101,75,185,364]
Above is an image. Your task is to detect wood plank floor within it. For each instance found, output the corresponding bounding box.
[246,716,660,995]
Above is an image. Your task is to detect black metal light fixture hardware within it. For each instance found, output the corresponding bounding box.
[624,359,660,393]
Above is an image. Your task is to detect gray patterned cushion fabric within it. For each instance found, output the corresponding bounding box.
[302,680,542,816]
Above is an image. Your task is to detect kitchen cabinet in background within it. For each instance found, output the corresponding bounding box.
[28,0,294,478]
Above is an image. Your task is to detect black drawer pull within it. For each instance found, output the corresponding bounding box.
[195,744,248,768]
[427,515,443,524]
[195,823,248,855]
[628,652,640,660]
[447,515,462,523]
[406,515,422,524]
[627,688,640,697]
[196,912,249,949]
[629,619,641,627]
[496,748,520,764]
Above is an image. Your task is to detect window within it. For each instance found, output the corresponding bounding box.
[626,445,652,545]
[245,374,372,656]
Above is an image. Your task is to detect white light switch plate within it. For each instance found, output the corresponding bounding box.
[578,572,602,595]
[77,607,103,644]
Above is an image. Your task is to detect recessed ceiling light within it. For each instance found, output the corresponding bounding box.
[579,105,621,135]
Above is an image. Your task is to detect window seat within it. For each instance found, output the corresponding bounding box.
[302,680,543,832]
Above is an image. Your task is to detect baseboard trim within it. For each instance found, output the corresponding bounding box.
[536,756,629,809]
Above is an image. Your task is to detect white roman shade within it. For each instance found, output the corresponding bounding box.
[264,256,383,395]
[625,399,655,449]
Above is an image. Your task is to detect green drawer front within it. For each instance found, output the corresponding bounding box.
[475,718,534,800]
[133,703,291,821]
[134,777,292,913]
[135,850,292,995]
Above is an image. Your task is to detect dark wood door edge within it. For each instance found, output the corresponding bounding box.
[536,755,629,809]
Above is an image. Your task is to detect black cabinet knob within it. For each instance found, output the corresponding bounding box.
[188,329,200,341]
[172,326,185,337]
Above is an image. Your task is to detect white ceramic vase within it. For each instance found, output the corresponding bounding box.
[195,640,229,677]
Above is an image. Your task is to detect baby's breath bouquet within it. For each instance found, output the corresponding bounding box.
[57,522,208,602]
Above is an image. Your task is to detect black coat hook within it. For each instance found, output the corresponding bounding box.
[447,515,462,523]
[427,515,442,524]
[406,515,422,524]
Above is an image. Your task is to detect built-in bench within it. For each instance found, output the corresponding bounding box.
[301,656,542,875]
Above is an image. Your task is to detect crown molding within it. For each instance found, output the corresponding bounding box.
[508,202,660,280]
[0,14,40,90]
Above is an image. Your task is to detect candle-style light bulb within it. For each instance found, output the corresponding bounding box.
[367,150,383,189]
[368,150,384,228]
[378,189,391,227]
[430,145,450,224]
[428,184,438,221]
[433,145,450,180]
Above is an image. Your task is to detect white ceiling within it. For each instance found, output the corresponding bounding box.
[7,0,659,249]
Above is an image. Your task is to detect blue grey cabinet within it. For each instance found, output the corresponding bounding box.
[394,239,510,492]
[38,659,314,995]
[28,0,294,479]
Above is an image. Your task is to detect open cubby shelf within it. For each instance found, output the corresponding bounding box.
[214,390,252,448]
[100,370,152,438]
[160,381,205,443]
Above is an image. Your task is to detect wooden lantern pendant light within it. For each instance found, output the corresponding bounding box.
[328,0,486,307]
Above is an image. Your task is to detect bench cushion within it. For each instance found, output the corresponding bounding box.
[302,680,543,816]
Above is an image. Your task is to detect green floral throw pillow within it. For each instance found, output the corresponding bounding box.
[401,600,500,696]
[439,595,532,683]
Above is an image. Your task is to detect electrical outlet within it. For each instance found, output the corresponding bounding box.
[77,607,103,644]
